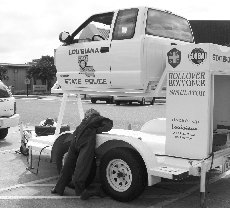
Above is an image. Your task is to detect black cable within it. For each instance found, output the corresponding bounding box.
[205,152,215,194]
[24,122,58,175]
[26,145,50,175]
[154,151,215,201]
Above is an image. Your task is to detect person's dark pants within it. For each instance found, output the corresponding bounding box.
[55,136,96,196]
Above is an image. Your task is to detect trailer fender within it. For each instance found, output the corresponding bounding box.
[51,131,73,163]
[96,134,160,185]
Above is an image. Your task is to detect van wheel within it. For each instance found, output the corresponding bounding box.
[110,97,114,104]
[99,148,147,202]
[115,101,120,105]
[150,97,156,105]
[56,141,97,188]
[140,98,145,106]
[0,128,8,140]
[91,99,96,104]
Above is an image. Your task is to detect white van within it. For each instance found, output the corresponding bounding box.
[0,81,20,139]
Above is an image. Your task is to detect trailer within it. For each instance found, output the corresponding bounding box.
[20,6,230,207]
[21,42,230,207]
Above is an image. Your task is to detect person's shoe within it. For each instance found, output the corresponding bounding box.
[80,187,106,200]
[51,187,57,194]
[98,188,106,198]
[80,189,91,200]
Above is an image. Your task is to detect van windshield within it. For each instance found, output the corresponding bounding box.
[146,9,193,42]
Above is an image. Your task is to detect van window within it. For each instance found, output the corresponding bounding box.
[0,82,11,98]
[113,8,138,40]
[146,9,193,42]
[72,12,114,43]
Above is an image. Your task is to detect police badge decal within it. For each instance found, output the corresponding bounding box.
[78,55,95,77]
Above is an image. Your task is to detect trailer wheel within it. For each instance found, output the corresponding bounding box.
[0,128,8,140]
[99,148,147,202]
[56,141,97,188]
[140,98,145,106]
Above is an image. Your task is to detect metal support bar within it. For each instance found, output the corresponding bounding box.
[55,93,68,135]
[26,146,34,170]
[200,161,207,207]
[20,122,24,144]
[154,69,167,95]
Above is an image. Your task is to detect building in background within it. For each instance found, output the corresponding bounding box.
[0,63,56,93]
[0,63,31,91]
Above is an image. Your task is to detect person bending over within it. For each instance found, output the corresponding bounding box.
[51,108,113,200]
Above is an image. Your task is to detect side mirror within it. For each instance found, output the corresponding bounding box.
[59,32,70,43]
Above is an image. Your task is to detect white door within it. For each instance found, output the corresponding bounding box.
[56,12,114,90]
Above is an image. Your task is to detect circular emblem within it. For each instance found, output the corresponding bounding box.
[188,48,207,66]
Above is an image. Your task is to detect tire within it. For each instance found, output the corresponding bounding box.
[91,98,96,104]
[129,101,132,105]
[150,97,156,105]
[115,101,120,105]
[99,148,147,202]
[0,128,8,140]
[110,97,114,104]
[106,100,110,104]
[56,141,97,188]
[140,98,145,106]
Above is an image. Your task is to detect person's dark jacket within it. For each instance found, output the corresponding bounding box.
[55,113,113,195]
[71,113,113,151]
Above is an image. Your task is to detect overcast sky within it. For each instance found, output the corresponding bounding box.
[1,0,229,64]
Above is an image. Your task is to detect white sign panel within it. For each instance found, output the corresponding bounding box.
[165,71,210,159]
[33,85,47,91]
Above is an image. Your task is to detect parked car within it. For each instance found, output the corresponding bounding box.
[0,81,19,139]
[114,96,155,106]
[90,95,114,104]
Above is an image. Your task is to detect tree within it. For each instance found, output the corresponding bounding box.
[26,65,39,85]
[26,56,57,91]
[0,66,9,81]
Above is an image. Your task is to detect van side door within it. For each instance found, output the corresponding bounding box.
[56,12,114,91]
[109,8,146,91]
